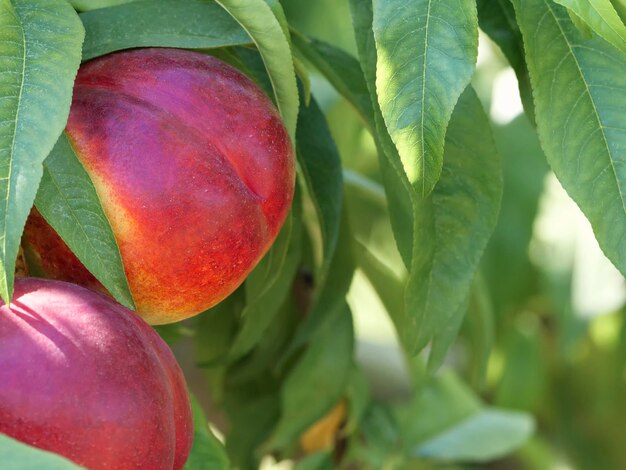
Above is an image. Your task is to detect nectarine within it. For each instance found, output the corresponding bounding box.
[23,48,295,324]
[0,278,193,469]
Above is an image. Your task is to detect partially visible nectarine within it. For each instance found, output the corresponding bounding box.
[24,47,295,324]
[0,277,193,470]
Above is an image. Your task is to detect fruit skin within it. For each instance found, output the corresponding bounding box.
[0,278,194,470]
[23,47,295,324]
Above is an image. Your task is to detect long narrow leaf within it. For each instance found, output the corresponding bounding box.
[405,87,502,357]
[512,0,626,276]
[554,0,626,54]
[0,0,83,302]
[34,134,134,309]
[215,0,299,143]
[372,0,478,196]
[80,0,252,60]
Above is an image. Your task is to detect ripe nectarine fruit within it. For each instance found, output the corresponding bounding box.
[0,278,193,469]
[23,48,295,324]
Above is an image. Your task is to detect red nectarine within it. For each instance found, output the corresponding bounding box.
[0,278,193,469]
[23,48,295,324]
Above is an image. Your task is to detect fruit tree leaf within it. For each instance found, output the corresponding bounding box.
[415,409,534,462]
[553,0,626,54]
[291,23,416,270]
[227,196,302,361]
[0,0,83,303]
[293,453,333,470]
[270,94,352,363]
[69,0,137,12]
[394,370,533,463]
[482,115,548,316]
[0,434,82,469]
[215,0,299,143]
[512,0,626,276]
[349,0,417,267]
[372,0,478,196]
[290,31,375,132]
[566,7,594,38]
[35,134,134,309]
[279,205,354,365]
[476,0,535,124]
[296,96,343,289]
[404,87,502,356]
[80,0,252,61]
[611,0,626,22]
[184,395,230,470]
[266,303,354,450]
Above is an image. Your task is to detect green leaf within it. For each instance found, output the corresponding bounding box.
[427,297,470,371]
[296,96,343,288]
[553,0,626,53]
[215,0,299,143]
[482,115,548,315]
[290,31,375,132]
[476,0,536,124]
[294,452,333,470]
[0,434,82,469]
[495,322,547,411]
[267,304,354,450]
[195,287,244,368]
[395,371,481,448]
[224,392,280,470]
[566,7,594,38]
[415,409,535,462]
[0,0,84,303]
[185,395,230,470]
[463,272,495,388]
[349,0,416,267]
[80,0,252,61]
[69,0,137,11]
[35,134,134,309]
[272,96,353,363]
[512,0,626,277]
[279,205,354,364]
[372,0,478,196]
[344,367,370,435]
[404,87,502,357]
[611,0,626,22]
[227,195,302,361]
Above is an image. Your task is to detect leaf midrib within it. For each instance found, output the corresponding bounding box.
[419,0,433,196]
[543,0,626,215]
[40,152,130,303]
[2,4,27,296]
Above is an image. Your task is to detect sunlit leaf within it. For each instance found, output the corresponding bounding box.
[350,0,416,267]
[372,0,478,195]
[215,0,299,143]
[554,0,626,54]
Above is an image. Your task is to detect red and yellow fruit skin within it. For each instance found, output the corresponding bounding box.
[23,47,295,324]
[0,277,193,470]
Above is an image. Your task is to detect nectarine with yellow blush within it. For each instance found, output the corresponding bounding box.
[23,48,295,324]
